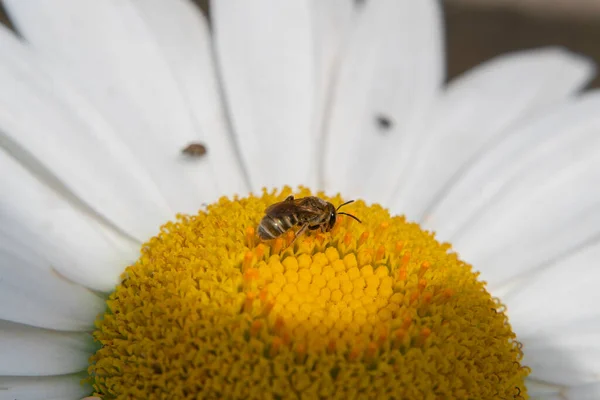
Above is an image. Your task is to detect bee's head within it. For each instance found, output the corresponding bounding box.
[326,202,337,231]
[331,200,362,230]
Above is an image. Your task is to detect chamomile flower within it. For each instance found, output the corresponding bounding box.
[0,1,599,399]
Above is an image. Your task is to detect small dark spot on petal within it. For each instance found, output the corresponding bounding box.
[182,142,207,158]
[375,114,393,132]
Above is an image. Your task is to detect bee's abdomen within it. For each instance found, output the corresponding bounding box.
[258,215,298,239]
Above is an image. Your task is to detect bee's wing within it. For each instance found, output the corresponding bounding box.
[265,197,323,218]
[264,201,294,216]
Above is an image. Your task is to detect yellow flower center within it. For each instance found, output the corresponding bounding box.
[88,187,529,399]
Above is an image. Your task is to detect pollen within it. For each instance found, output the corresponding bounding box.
[88,187,529,399]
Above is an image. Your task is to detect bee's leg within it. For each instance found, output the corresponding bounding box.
[285,195,294,202]
[290,224,309,245]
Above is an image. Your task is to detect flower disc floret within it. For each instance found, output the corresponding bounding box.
[89,187,529,399]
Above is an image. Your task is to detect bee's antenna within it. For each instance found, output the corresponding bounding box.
[336,200,361,223]
[336,200,355,211]
[338,212,362,224]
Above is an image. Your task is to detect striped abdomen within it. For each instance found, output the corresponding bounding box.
[258,214,299,239]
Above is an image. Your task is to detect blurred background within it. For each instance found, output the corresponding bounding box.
[444,0,600,88]
[1,0,598,88]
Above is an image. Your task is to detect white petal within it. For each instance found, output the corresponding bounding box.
[4,0,234,214]
[526,381,600,400]
[311,0,355,102]
[530,393,563,400]
[526,380,565,399]
[501,243,600,386]
[0,232,104,331]
[130,0,248,197]
[425,89,600,244]
[323,0,443,202]
[503,242,600,339]
[522,330,600,387]
[212,0,315,190]
[0,320,92,376]
[531,395,563,400]
[394,48,594,221]
[0,25,173,242]
[563,383,600,400]
[529,395,565,400]
[0,372,91,400]
[445,92,600,288]
[0,149,138,292]
[310,0,356,186]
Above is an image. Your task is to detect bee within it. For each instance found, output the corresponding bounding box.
[258,195,361,244]
[181,142,207,157]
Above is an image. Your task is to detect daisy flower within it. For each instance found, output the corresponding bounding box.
[0,0,599,399]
